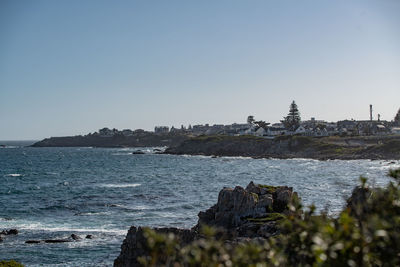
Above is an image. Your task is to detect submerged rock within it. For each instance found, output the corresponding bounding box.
[25,233,89,244]
[44,239,71,243]
[114,181,298,267]
[131,151,145,154]
[25,240,42,244]
[71,234,81,240]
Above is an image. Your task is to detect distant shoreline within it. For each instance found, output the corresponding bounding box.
[29,133,400,160]
[30,133,189,148]
[164,135,400,160]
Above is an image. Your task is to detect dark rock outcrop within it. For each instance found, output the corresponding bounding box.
[0,228,18,242]
[114,182,297,267]
[131,151,145,155]
[1,229,18,235]
[346,186,376,217]
[25,233,90,244]
[26,239,71,244]
[114,226,196,267]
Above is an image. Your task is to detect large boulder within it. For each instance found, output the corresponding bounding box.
[198,181,296,230]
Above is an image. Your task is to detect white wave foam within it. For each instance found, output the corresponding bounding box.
[99,183,141,188]
[111,204,150,210]
[12,221,127,235]
[220,156,252,160]
[5,173,22,177]
[76,211,113,216]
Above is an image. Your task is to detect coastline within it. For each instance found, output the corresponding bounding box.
[164,135,400,160]
[30,133,400,160]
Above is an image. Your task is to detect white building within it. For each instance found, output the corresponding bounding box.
[266,127,287,136]
[255,127,267,137]
[391,127,400,135]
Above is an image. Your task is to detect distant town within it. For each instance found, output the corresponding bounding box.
[92,103,400,139]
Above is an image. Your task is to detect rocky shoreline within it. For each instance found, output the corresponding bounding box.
[164,135,400,160]
[0,228,94,244]
[31,132,188,148]
[114,182,297,267]
[31,132,400,160]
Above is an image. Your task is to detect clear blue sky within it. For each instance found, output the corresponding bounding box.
[1,0,399,140]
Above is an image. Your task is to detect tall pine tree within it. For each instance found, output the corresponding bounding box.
[282,101,301,131]
[395,108,400,126]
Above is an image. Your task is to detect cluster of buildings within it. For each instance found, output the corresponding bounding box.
[94,127,146,137]
[153,105,400,138]
[153,117,399,138]
[94,105,400,138]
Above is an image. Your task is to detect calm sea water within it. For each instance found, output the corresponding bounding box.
[0,141,399,266]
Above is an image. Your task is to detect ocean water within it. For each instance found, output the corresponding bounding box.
[0,141,399,266]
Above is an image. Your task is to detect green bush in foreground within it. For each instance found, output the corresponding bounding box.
[139,168,400,266]
[0,260,24,267]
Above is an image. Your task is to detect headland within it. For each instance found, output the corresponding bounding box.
[165,135,400,160]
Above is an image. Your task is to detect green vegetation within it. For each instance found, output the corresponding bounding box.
[0,260,24,267]
[258,184,278,193]
[138,168,400,266]
[193,135,262,142]
[281,100,301,131]
[250,192,259,202]
[246,213,285,223]
[371,140,400,153]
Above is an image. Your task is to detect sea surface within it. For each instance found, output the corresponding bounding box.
[0,141,399,266]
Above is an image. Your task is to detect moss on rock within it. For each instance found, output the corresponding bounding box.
[246,213,285,223]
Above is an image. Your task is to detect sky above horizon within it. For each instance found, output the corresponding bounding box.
[1,0,400,140]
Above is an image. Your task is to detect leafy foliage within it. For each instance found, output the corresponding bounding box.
[139,168,400,267]
[281,100,301,131]
[0,260,24,267]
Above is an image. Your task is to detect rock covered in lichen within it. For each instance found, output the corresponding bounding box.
[198,181,296,230]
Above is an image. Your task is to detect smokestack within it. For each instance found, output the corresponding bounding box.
[370,104,373,121]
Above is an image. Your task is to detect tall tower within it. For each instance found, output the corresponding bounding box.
[370,104,373,121]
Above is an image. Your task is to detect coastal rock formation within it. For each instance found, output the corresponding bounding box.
[114,227,196,267]
[165,135,400,160]
[31,132,188,148]
[197,182,296,231]
[114,182,297,266]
